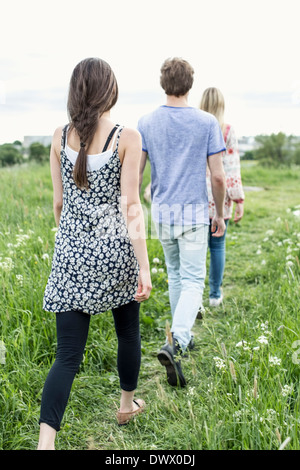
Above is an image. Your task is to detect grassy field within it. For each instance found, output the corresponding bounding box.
[0,160,300,450]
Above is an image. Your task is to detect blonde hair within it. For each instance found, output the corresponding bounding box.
[200,87,226,134]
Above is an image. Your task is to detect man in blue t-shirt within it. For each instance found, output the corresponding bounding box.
[138,57,226,388]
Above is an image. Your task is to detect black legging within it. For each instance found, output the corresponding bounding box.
[39,300,141,431]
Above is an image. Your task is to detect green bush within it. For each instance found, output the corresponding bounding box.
[0,144,23,167]
[293,144,300,165]
[254,132,296,167]
[28,142,49,164]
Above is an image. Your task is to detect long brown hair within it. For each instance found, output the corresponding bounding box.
[67,58,118,189]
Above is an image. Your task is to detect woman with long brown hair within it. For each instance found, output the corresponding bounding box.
[37,58,152,449]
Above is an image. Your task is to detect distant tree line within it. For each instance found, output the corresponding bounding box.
[242,132,300,167]
[1,132,300,168]
[0,141,50,167]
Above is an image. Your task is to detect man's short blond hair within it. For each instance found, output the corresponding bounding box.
[160,57,194,97]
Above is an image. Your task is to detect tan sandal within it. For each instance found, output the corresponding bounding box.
[116,399,146,426]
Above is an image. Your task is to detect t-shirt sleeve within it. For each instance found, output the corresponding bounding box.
[207,116,226,157]
[137,119,148,153]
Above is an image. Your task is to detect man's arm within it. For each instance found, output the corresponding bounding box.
[139,151,147,193]
[207,152,226,237]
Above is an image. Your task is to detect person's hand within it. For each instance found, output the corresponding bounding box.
[211,215,226,237]
[234,202,244,223]
[134,267,152,302]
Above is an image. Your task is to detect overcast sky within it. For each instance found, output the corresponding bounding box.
[0,0,299,144]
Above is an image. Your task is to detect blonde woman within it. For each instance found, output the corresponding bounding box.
[200,87,245,307]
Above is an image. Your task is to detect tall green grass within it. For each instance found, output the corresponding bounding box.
[0,161,299,450]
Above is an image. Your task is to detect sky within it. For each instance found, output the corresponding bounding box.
[0,0,299,144]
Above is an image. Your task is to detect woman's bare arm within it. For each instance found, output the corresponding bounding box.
[50,127,63,226]
[120,128,152,301]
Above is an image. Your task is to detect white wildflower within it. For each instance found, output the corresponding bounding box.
[269,355,281,367]
[0,257,14,271]
[51,227,58,232]
[158,268,164,273]
[16,274,24,286]
[152,257,160,264]
[151,267,158,274]
[42,253,49,261]
[187,386,195,396]
[266,229,274,236]
[37,237,43,244]
[257,335,268,345]
[261,259,266,265]
[213,356,226,370]
[233,410,243,422]
[286,261,294,267]
[236,340,250,350]
[276,217,281,222]
[256,249,262,255]
[266,408,277,417]
[277,241,282,246]
[281,384,293,397]
[260,321,269,330]
[293,210,300,217]
[15,233,30,247]
[263,237,269,242]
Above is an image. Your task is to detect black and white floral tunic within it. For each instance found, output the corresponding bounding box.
[43,125,139,315]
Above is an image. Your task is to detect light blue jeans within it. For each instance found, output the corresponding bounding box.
[155,223,209,351]
[208,219,229,299]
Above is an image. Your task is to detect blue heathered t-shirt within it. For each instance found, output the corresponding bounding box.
[137,105,226,226]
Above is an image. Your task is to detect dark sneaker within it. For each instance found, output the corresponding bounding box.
[197,305,205,320]
[187,335,196,351]
[157,341,187,387]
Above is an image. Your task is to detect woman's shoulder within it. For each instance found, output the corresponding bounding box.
[119,126,142,148]
[50,125,68,158]
[121,126,141,139]
[53,125,67,137]
[52,125,67,145]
